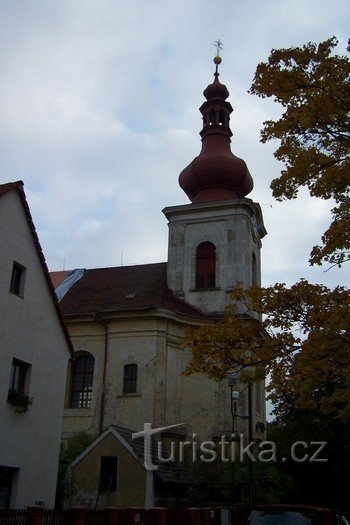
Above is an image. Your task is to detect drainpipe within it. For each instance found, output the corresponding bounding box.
[93,314,108,434]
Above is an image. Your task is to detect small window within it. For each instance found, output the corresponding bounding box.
[252,253,257,286]
[196,242,216,289]
[10,262,26,296]
[99,456,118,492]
[70,354,94,409]
[7,358,31,410]
[123,364,138,394]
[9,358,30,395]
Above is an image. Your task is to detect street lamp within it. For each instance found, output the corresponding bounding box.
[227,373,254,512]
[227,372,239,434]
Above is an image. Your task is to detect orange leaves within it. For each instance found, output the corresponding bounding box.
[250,37,350,267]
[184,281,350,421]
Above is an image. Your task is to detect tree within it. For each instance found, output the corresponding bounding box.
[267,404,350,509]
[249,37,350,267]
[184,281,350,421]
[56,432,94,508]
[184,37,350,423]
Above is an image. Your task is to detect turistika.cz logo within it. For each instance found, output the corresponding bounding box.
[132,423,327,471]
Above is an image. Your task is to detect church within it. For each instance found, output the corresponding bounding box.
[51,54,267,508]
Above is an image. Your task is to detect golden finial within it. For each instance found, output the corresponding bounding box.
[213,39,223,73]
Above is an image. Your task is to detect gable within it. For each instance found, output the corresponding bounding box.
[0,181,72,354]
[72,426,196,486]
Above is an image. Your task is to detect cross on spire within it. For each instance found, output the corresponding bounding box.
[214,39,224,56]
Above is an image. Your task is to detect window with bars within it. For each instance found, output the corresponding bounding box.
[123,364,138,394]
[70,354,94,409]
[196,242,216,289]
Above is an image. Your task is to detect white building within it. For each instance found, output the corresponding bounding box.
[0,181,72,509]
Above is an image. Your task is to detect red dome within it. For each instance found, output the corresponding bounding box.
[203,74,229,101]
[179,71,253,203]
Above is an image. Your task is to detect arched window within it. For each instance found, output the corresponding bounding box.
[252,252,257,286]
[123,364,138,394]
[70,353,94,408]
[196,242,216,289]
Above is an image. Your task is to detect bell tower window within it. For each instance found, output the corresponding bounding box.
[196,242,216,289]
[252,252,257,286]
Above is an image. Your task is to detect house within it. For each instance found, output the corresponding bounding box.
[0,181,72,509]
[52,59,267,506]
[69,425,197,509]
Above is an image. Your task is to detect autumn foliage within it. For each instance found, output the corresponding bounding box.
[250,37,350,266]
[184,281,350,421]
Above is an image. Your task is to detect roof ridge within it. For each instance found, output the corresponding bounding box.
[82,261,167,272]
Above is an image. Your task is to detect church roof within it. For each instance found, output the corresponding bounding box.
[178,59,253,204]
[57,262,209,319]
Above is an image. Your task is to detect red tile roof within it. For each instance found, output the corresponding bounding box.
[50,270,69,289]
[59,262,208,319]
[0,181,73,354]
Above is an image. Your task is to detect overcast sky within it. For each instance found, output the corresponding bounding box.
[1,0,349,290]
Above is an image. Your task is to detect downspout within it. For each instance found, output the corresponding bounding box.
[93,314,108,434]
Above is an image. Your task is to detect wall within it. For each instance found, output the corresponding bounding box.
[0,190,70,508]
[61,310,264,444]
[164,199,266,315]
[72,432,147,508]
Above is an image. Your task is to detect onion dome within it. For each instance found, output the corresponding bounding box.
[179,56,253,204]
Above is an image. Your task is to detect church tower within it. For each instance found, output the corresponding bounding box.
[163,55,266,314]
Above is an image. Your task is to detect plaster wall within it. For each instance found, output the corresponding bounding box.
[163,199,265,314]
[0,190,70,508]
[72,433,146,509]
[62,312,265,443]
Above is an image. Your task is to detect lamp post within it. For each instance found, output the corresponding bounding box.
[227,372,239,503]
[247,383,253,512]
[227,373,254,511]
[227,372,239,435]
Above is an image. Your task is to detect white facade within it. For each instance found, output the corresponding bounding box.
[61,311,256,442]
[0,187,71,508]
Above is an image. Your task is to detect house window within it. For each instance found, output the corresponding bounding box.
[196,242,216,289]
[7,358,31,411]
[70,354,94,409]
[252,253,257,286]
[123,364,138,394]
[10,262,26,296]
[99,456,118,492]
[9,358,30,395]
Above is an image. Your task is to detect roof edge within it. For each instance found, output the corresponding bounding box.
[0,181,73,355]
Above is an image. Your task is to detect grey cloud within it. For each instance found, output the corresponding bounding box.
[0,0,349,287]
